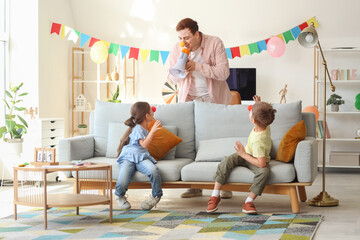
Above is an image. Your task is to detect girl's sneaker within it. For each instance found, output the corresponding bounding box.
[115,195,131,210]
[141,195,161,210]
[242,202,257,214]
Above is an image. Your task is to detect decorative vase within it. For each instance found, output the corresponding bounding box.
[111,66,119,81]
[106,73,111,81]
[331,104,339,112]
[4,138,23,156]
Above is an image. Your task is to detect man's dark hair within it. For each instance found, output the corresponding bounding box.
[176,18,199,35]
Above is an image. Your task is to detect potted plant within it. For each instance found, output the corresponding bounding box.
[78,123,88,135]
[326,93,345,112]
[0,82,28,155]
[107,85,121,103]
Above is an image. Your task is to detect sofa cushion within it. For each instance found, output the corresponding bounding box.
[195,137,247,162]
[194,101,253,150]
[153,102,195,159]
[276,120,307,162]
[77,157,193,182]
[94,101,132,156]
[181,161,296,184]
[106,122,179,160]
[148,120,182,160]
[270,101,302,158]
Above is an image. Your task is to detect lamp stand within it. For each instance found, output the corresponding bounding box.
[308,42,339,207]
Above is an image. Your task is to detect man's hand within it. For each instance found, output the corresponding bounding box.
[185,60,196,72]
[234,141,246,157]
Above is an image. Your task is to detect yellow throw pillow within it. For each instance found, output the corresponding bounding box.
[275,120,307,163]
[148,119,182,161]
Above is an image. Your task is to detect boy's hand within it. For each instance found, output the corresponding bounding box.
[234,141,246,157]
[253,95,261,103]
[150,120,162,133]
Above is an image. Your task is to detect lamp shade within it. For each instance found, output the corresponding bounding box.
[298,24,319,48]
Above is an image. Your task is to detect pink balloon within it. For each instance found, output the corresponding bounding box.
[267,36,286,57]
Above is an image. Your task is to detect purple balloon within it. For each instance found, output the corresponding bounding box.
[267,36,286,57]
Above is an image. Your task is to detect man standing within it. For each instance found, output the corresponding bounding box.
[167,18,233,198]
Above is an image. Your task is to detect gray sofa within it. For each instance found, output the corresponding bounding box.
[59,100,317,213]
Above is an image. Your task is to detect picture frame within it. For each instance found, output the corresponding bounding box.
[31,148,59,166]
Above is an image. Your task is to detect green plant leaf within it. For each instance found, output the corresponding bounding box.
[15,100,23,103]
[5,119,15,130]
[5,90,13,98]
[18,82,23,89]
[0,126,7,139]
[18,92,28,97]
[14,107,26,111]
[2,99,10,110]
[17,115,28,128]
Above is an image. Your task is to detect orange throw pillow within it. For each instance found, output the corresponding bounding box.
[148,119,182,160]
[276,120,307,162]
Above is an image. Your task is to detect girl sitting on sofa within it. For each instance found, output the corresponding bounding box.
[115,101,162,211]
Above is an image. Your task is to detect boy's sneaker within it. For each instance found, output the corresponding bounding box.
[141,195,161,211]
[242,202,257,214]
[115,195,131,210]
[206,196,221,213]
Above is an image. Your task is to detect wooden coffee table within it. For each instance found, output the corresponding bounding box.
[13,162,112,229]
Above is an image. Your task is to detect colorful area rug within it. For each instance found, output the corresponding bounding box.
[0,207,322,240]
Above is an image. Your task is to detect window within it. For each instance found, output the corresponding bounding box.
[0,0,9,126]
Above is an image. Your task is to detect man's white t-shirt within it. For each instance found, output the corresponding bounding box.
[188,47,208,97]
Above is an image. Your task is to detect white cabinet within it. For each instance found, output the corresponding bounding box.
[315,48,360,168]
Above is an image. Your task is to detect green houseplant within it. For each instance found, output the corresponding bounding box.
[107,85,121,103]
[326,93,345,112]
[78,123,88,135]
[0,82,28,141]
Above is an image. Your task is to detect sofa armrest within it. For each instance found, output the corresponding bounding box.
[58,135,95,162]
[293,136,318,183]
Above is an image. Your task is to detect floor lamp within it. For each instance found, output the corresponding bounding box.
[298,23,339,207]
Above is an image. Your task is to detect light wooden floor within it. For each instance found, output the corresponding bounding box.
[1,171,359,240]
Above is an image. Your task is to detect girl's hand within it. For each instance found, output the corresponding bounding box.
[150,120,162,133]
[253,95,261,103]
[234,141,246,157]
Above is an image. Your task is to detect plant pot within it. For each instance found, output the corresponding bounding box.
[79,128,87,135]
[109,100,121,103]
[331,104,339,112]
[4,138,23,156]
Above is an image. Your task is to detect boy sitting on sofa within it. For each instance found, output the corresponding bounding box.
[206,96,277,214]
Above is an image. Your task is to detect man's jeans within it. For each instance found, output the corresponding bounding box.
[114,159,163,198]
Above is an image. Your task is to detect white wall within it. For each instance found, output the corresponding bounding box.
[9,0,360,137]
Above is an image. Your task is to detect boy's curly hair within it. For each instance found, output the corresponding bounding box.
[251,102,277,128]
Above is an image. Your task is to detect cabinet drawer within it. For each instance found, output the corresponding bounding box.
[42,136,62,147]
[42,128,64,138]
[42,120,64,130]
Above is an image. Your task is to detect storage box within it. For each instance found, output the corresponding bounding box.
[329,151,360,166]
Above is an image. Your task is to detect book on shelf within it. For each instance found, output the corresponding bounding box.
[316,121,321,138]
[317,120,331,139]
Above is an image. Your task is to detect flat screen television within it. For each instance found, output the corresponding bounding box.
[226,68,256,101]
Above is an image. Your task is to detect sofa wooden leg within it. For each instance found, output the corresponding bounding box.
[297,186,307,202]
[289,186,300,214]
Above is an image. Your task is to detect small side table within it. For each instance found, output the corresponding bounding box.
[13,162,112,229]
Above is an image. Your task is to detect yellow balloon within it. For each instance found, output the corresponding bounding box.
[90,41,108,64]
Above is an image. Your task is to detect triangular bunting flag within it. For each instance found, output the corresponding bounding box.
[291,26,301,40]
[299,22,309,31]
[248,43,259,55]
[68,29,80,44]
[160,51,170,65]
[282,30,295,43]
[109,43,120,56]
[140,49,150,63]
[307,17,319,28]
[265,38,271,44]
[257,40,267,53]
[120,45,130,59]
[102,41,110,48]
[239,45,250,57]
[61,25,71,39]
[129,47,140,60]
[150,50,159,62]
[89,37,99,47]
[230,47,241,58]
[276,34,285,42]
[80,33,91,47]
[50,22,61,35]
[225,48,232,59]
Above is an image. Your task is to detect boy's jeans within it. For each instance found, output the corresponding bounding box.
[115,159,163,198]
